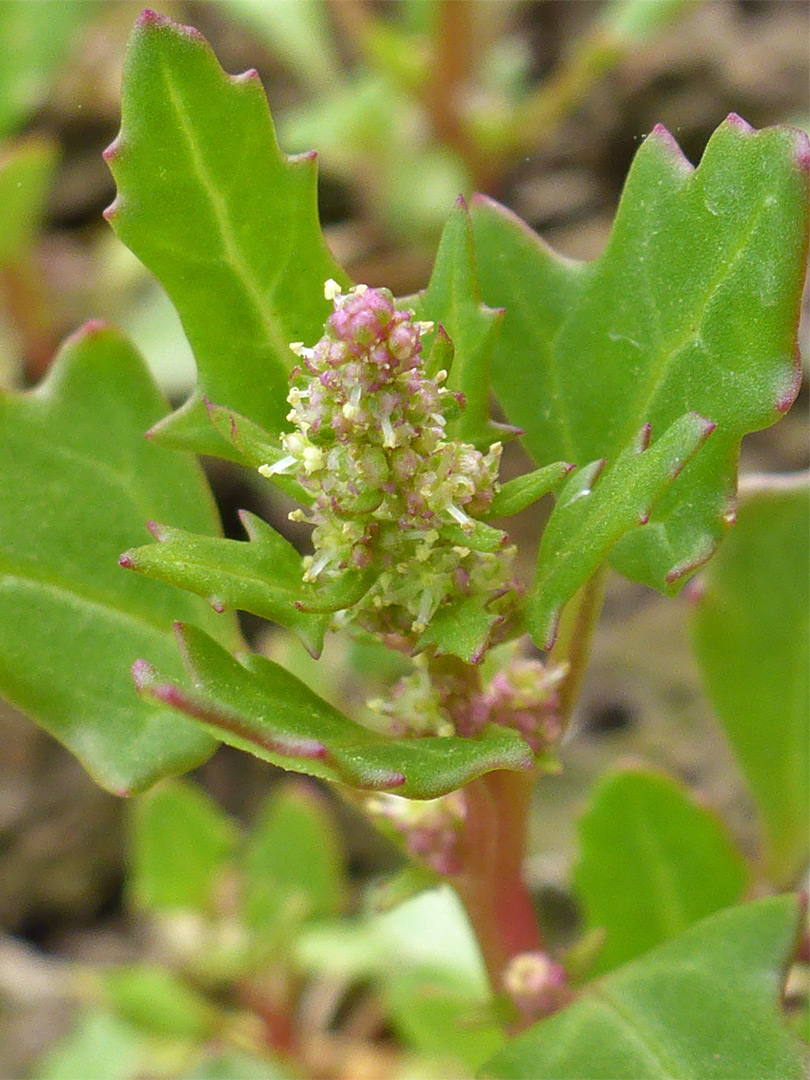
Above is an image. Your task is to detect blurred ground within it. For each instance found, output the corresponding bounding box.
[0,1,807,1075]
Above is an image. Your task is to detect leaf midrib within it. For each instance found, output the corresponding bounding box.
[561,187,772,461]
[155,51,293,365]
[589,985,695,1079]
[145,543,300,590]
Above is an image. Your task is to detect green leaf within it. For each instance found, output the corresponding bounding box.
[479,896,806,1080]
[243,782,345,934]
[33,1010,145,1080]
[438,518,508,553]
[483,461,573,520]
[103,965,217,1040]
[121,513,328,658]
[529,412,714,648]
[134,623,535,799]
[471,118,809,593]
[418,594,501,664]
[690,484,809,885]
[296,885,489,987]
[105,11,349,456]
[291,567,375,615]
[412,201,505,448]
[0,1,97,139]
[129,780,237,913]
[375,884,491,989]
[387,967,504,1070]
[573,769,747,977]
[0,137,58,265]
[0,324,238,793]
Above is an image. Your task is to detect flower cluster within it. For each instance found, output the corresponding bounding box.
[503,951,569,1021]
[465,658,567,753]
[262,281,514,645]
[370,653,566,751]
[366,791,466,876]
[367,654,454,738]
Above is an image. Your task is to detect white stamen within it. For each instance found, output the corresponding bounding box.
[446,502,473,528]
[324,279,342,301]
[289,342,315,360]
[304,551,331,581]
[258,455,297,477]
[354,283,368,295]
[430,413,446,427]
[416,320,435,334]
[381,416,396,448]
[436,370,448,384]
[414,590,434,632]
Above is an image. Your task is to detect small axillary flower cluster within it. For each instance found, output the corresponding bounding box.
[365,790,466,876]
[263,280,511,642]
[466,658,567,753]
[370,653,567,749]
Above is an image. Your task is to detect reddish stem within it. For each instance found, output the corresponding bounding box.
[454,769,546,1015]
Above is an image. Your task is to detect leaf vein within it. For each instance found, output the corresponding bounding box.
[624,193,772,443]
[590,986,696,1078]
[156,54,291,364]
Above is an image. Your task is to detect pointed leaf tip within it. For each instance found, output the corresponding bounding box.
[131,658,157,689]
[776,367,802,414]
[135,8,204,41]
[794,133,810,174]
[145,520,169,541]
[66,319,113,346]
[664,539,716,584]
[136,8,163,28]
[380,771,407,789]
[635,422,652,451]
[725,112,754,134]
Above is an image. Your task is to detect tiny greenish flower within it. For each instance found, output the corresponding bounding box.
[260,280,516,648]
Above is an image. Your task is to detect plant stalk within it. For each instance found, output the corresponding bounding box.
[453,768,546,1026]
[448,570,608,1020]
